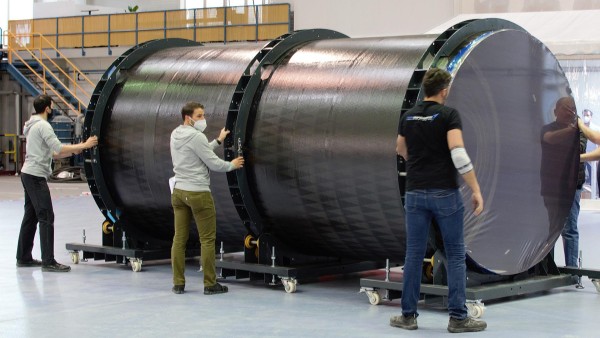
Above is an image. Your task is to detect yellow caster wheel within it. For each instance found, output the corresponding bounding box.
[244,235,255,249]
[102,221,114,234]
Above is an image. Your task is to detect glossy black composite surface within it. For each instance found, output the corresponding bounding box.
[94,25,576,274]
[99,44,262,245]
[446,29,577,274]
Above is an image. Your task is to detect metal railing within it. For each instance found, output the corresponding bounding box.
[8,4,291,56]
[3,31,94,116]
[0,133,17,173]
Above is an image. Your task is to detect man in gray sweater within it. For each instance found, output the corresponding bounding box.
[17,94,98,272]
[170,101,244,295]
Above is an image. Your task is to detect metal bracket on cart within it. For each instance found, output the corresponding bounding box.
[558,265,600,293]
[65,241,192,272]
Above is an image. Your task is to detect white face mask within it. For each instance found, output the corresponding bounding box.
[192,118,207,132]
[584,116,591,124]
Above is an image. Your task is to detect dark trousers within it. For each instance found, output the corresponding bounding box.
[16,173,55,264]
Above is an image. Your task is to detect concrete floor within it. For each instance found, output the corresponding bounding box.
[1,175,599,337]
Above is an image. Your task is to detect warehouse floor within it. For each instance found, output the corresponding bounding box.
[1,176,599,338]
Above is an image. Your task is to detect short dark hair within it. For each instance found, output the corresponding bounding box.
[583,109,593,116]
[33,94,52,114]
[423,68,452,97]
[181,102,204,121]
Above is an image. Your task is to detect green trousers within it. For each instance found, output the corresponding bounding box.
[171,188,216,287]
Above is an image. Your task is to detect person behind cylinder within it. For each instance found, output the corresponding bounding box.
[579,111,600,158]
[169,101,244,295]
[16,94,98,272]
[563,128,586,267]
[392,68,486,333]
[581,109,600,196]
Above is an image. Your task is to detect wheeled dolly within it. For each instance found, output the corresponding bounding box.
[214,234,382,293]
[66,227,198,272]
[359,252,584,318]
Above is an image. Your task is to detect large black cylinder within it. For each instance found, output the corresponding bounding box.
[84,19,578,275]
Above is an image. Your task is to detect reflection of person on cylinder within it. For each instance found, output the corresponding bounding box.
[540,96,579,245]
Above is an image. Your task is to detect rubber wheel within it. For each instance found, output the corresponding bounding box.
[367,291,381,305]
[71,252,80,264]
[131,259,142,272]
[102,220,113,234]
[467,303,484,318]
[284,281,297,293]
[592,279,600,293]
[425,264,433,279]
[244,235,255,249]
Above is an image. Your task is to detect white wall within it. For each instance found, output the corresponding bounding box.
[283,0,458,37]
[0,1,8,35]
[33,3,120,18]
[32,0,181,18]
[87,0,180,12]
[457,0,600,12]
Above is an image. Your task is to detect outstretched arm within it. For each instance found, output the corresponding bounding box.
[579,118,600,144]
[447,129,483,216]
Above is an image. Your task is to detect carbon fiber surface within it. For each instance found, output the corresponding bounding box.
[90,23,576,275]
[249,36,431,261]
[99,44,262,246]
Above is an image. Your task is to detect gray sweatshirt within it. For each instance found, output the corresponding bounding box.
[21,115,63,178]
[170,125,234,192]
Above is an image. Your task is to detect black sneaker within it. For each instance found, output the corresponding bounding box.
[16,259,43,267]
[172,285,185,294]
[204,282,228,295]
[448,317,487,333]
[42,260,71,272]
[390,314,418,330]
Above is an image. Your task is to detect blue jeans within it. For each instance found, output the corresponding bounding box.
[401,189,467,319]
[562,189,581,267]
